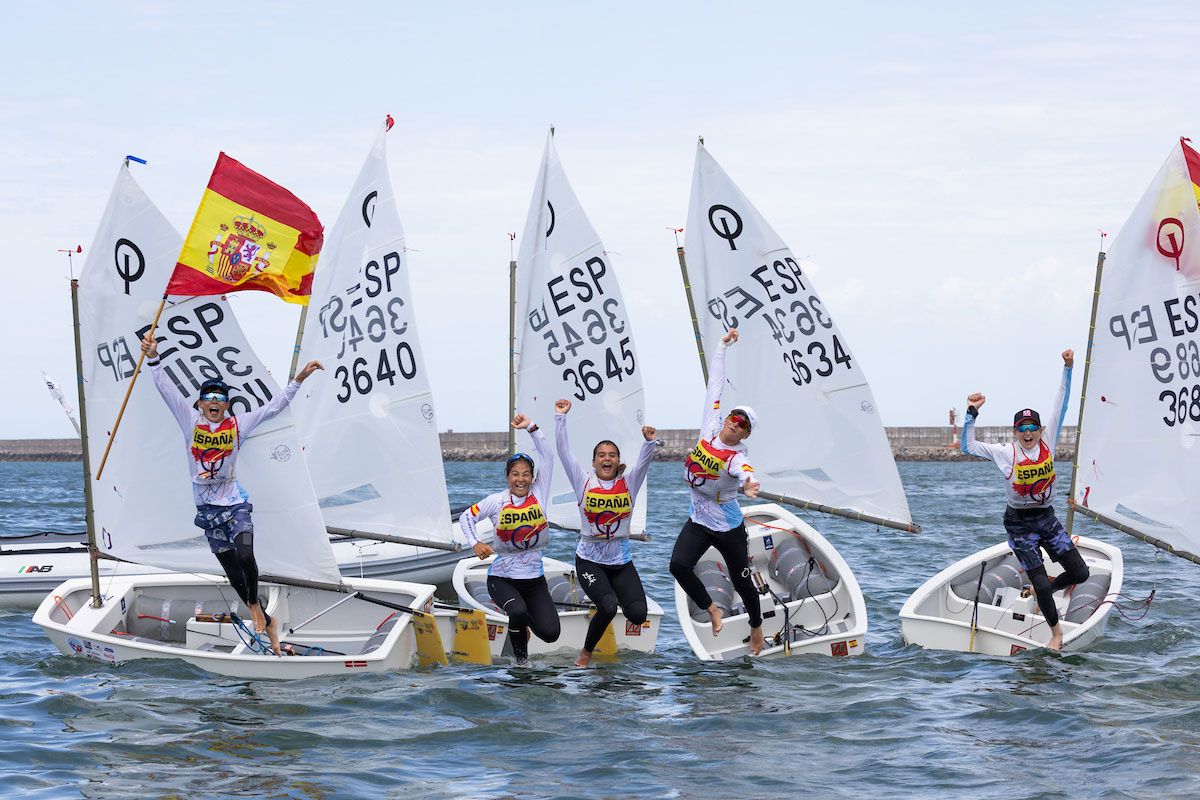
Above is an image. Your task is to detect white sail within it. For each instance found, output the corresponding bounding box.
[292,124,453,543]
[683,142,911,525]
[513,132,648,532]
[1074,139,1200,559]
[79,163,340,584]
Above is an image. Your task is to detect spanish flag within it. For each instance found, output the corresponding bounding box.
[165,153,323,304]
[1185,138,1200,212]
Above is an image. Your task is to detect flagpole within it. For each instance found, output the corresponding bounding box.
[69,271,104,607]
[288,306,308,382]
[1065,250,1106,537]
[95,295,167,479]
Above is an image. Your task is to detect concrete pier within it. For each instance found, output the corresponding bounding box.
[1,427,1075,463]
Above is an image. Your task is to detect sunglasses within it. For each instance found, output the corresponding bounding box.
[1016,424,1040,432]
[727,413,749,429]
[200,393,229,403]
[506,452,533,466]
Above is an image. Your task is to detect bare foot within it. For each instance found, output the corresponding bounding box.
[1047,624,1064,652]
[265,615,282,656]
[749,627,765,655]
[708,604,724,636]
[249,603,266,633]
[573,649,593,667]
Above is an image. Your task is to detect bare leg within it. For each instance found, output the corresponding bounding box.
[750,626,765,655]
[1047,623,1064,651]
[708,604,724,635]
[248,602,266,633]
[573,649,593,667]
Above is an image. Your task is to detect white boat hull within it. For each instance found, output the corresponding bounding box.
[673,504,868,661]
[898,536,1124,655]
[34,573,447,679]
[1,524,494,610]
[452,554,663,660]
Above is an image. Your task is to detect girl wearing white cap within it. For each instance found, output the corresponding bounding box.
[668,328,765,655]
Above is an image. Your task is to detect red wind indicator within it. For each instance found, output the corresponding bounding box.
[385,115,395,131]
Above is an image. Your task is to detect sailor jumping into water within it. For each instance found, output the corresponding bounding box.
[669,328,766,656]
[961,348,1089,651]
[141,330,323,656]
[554,397,658,667]
[459,414,560,666]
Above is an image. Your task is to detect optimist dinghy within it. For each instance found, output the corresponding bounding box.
[453,555,663,661]
[671,141,920,660]
[33,159,493,678]
[899,536,1123,655]
[36,573,453,678]
[675,504,867,660]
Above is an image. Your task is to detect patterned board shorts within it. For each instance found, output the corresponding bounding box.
[193,502,254,555]
[1003,506,1073,573]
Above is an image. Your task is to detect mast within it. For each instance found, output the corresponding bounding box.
[673,230,708,384]
[69,271,103,608]
[508,234,517,457]
[1065,250,1105,537]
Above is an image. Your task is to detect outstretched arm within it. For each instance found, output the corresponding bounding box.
[700,329,737,435]
[142,331,193,432]
[553,400,588,502]
[625,425,658,504]
[1043,350,1074,450]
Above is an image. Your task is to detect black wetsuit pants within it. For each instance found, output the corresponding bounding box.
[575,557,648,653]
[669,520,763,628]
[214,532,262,610]
[487,574,561,661]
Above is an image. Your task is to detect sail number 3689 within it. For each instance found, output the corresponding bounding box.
[1159,384,1200,427]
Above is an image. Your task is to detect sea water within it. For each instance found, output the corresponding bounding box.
[1,460,1197,799]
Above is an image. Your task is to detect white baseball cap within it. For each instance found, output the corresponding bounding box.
[728,405,758,432]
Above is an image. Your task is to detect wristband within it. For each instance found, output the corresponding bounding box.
[147,358,160,367]
[528,423,539,433]
[967,405,978,418]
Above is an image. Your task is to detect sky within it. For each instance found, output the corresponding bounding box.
[5,1,1200,438]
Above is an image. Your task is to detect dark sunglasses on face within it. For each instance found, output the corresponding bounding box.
[201,393,229,403]
[1016,424,1040,432]
[728,414,748,429]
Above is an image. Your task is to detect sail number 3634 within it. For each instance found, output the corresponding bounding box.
[784,336,852,386]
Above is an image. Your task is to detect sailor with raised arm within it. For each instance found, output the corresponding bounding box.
[668,328,766,656]
[459,414,559,665]
[554,397,657,667]
[961,349,1089,651]
[140,330,323,656]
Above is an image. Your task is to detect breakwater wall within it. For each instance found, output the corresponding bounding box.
[0,427,1075,463]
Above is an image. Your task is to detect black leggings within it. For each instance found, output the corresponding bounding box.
[575,557,648,653]
[214,532,261,609]
[669,519,762,628]
[1028,548,1090,628]
[487,575,561,661]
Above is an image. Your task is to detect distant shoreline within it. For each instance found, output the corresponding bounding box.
[0,427,1077,463]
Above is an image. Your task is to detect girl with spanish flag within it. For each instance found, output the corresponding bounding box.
[554,397,658,667]
[669,328,766,656]
[458,414,559,665]
[140,331,323,656]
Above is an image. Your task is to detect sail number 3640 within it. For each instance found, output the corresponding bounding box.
[335,343,417,403]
